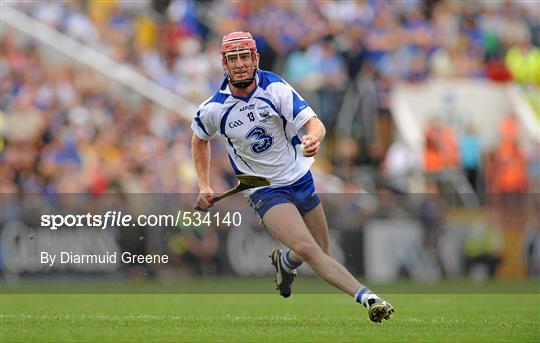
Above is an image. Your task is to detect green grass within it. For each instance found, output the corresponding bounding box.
[1,287,538,342]
[2,277,538,294]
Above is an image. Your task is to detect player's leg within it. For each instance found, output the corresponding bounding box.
[283,173,330,265]
[303,203,330,253]
[263,203,359,294]
[268,204,329,298]
[263,203,394,322]
[248,187,300,297]
[304,207,395,323]
[284,203,329,268]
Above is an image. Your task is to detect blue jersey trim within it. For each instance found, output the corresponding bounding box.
[230,84,258,102]
[277,114,297,159]
[220,102,255,172]
[208,91,230,105]
[194,110,209,137]
[254,96,279,114]
[278,115,287,139]
[228,154,244,175]
[228,136,255,172]
[220,103,237,135]
[292,135,301,159]
[292,91,308,119]
[219,77,228,91]
[257,70,284,90]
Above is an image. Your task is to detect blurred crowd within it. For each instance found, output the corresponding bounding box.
[422,113,539,197]
[1,34,202,194]
[2,0,539,195]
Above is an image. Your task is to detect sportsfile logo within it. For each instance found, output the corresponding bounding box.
[40,211,242,230]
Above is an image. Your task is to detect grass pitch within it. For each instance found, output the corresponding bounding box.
[1,280,538,342]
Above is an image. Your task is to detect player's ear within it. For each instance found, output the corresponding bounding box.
[222,57,229,75]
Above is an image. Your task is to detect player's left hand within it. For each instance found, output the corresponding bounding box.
[301,135,320,157]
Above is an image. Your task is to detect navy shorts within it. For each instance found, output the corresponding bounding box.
[248,171,321,219]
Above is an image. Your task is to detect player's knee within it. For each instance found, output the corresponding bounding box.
[320,241,329,255]
[293,241,322,263]
[317,235,329,255]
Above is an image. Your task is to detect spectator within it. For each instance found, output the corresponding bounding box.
[528,142,540,193]
[492,137,528,196]
[464,212,503,280]
[424,118,458,173]
[419,181,446,276]
[499,112,520,141]
[524,205,540,278]
[381,138,419,193]
[459,123,482,193]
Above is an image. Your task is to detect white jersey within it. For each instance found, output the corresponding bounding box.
[191,70,317,187]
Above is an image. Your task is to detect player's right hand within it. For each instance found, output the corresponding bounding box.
[301,135,320,157]
[194,188,215,212]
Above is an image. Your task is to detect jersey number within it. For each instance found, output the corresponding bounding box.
[245,126,273,154]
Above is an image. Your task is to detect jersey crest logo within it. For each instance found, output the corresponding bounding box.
[258,105,270,118]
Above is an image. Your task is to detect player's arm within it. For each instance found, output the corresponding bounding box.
[191,133,214,211]
[277,78,324,157]
[301,116,326,157]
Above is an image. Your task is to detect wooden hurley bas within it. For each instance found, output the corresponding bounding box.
[211,175,271,203]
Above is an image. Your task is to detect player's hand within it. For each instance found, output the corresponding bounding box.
[194,188,215,212]
[301,135,320,157]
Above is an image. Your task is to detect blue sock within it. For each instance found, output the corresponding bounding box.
[280,249,302,272]
[354,286,376,308]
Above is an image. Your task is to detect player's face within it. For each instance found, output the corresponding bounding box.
[225,51,256,81]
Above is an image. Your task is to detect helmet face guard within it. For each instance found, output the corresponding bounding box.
[221,31,258,89]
